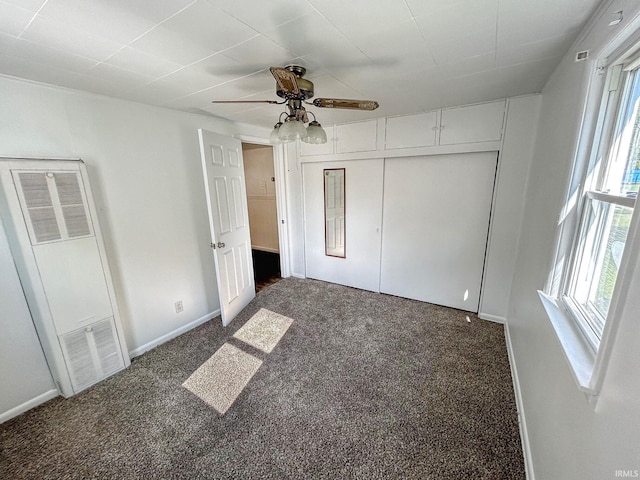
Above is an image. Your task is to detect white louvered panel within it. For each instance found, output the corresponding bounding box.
[17,172,62,244]
[60,328,99,391]
[55,172,92,238]
[54,172,83,204]
[28,207,61,243]
[92,318,124,376]
[19,172,52,207]
[59,318,123,393]
[61,205,90,237]
[13,170,93,244]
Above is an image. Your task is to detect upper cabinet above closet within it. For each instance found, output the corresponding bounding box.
[385,111,438,149]
[335,120,378,154]
[299,119,379,156]
[299,99,506,158]
[439,100,506,145]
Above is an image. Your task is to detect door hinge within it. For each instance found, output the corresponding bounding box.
[210,242,215,249]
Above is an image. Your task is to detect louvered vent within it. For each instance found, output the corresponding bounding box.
[59,318,124,393]
[92,318,123,375]
[60,328,98,391]
[55,173,91,238]
[14,170,93,245]
[18,172,61,243]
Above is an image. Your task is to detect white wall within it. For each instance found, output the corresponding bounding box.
[0,75,267,363]
[0,221,56,419]
[507,1,640,478]
[243,144,279,253]
[479,95,541,322]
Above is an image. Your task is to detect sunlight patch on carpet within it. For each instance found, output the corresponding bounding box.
[233,308,294,353]
[182,343,262,414]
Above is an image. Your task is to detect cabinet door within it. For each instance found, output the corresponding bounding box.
[440,100,505,145]
[385,111,437,149]
[335,120,378,154]
[299,125,335,156]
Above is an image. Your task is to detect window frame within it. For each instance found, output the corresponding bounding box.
[542,41,640,402]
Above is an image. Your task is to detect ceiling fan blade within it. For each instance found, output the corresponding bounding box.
[312,98,379,110]
[270,67,300,96]
[211,100,281,104]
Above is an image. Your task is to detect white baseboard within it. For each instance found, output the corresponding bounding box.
[478,312,506,324]
[504,322,535,480]
[128,309,220,358]
[0,389,58,424]
[291,273,306,279]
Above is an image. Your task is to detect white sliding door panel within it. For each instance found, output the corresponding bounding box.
[380,153,497,312]
[303,159,384,292]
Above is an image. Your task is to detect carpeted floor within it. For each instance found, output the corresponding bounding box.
[0,278,525,479]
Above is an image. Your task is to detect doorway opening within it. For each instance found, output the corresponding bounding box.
[242,143,282,292]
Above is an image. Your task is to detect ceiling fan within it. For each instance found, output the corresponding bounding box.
[211,65,379,145]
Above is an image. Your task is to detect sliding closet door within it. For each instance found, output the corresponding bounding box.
[380,152,497,312]
[303,159,384,292]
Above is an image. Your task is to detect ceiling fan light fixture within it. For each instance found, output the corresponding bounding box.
[269,122,283,144]
[302,120,327,144]
[278,116,307,142]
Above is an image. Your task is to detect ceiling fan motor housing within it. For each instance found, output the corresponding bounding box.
[276,65,314,100]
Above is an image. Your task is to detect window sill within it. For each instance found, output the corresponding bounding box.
[537,291,599,395]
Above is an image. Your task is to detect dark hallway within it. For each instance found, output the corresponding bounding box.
[252,249,281,292]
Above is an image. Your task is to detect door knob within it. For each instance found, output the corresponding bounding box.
[217,242,225,248]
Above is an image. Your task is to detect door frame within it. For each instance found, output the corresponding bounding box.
[235,134,291,278]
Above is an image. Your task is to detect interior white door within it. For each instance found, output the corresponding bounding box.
[380,152,497,312]
[198,129,255,326]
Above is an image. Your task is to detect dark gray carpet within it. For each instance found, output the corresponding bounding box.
[0,278,525,479]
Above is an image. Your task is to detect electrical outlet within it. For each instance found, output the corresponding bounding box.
[175,300,183,313]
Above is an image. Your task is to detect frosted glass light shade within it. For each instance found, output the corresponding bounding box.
[278,118,306,142]
[302,121,327,144]
[269,123,283,144]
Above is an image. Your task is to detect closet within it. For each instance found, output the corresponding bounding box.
[301,100,505,313]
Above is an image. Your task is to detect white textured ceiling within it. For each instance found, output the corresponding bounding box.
[0,0,602,128]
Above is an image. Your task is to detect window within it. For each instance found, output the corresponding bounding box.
[540,45,640,399]
[563,57,639,353]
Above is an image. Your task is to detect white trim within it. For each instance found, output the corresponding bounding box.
[538,291,597,394]
[585,190,636,207]
[128,309,220,358]
[235,135,291,278]
[291,273,306,279]
[477,312,506,324]
[0,389,58,424]
[299,140,502,163]
[504,322,535,480]
[273,142,291,278]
